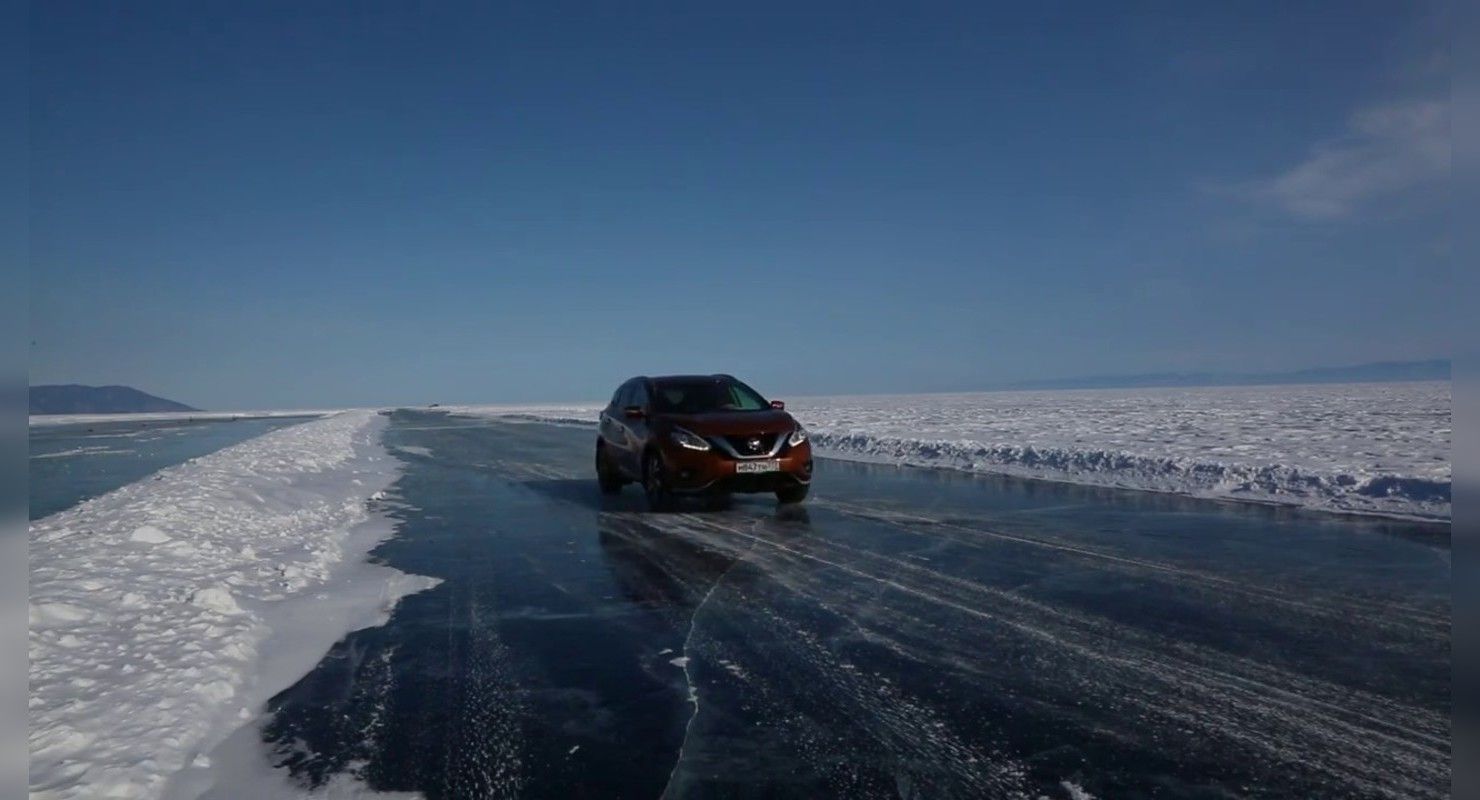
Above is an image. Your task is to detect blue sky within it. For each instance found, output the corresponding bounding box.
[30,1,1449,409]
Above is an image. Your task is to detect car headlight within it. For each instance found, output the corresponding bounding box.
[670,427,711,451]
[787,424,808,447]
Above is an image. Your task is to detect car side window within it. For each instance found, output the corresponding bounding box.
[610,382,627,409]
[629,381,649,410]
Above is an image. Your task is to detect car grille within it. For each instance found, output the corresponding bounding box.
[723,433,778,456]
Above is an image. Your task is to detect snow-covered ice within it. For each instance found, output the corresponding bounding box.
[29,410,438,799]
[449,381,1451,521]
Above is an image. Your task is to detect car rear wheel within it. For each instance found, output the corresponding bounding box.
[596,442,623,495]
[775,484,809,505]
[643,450,673,512]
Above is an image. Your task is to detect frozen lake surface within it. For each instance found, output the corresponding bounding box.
[28,400,1451,799]
[255,413,1449,799]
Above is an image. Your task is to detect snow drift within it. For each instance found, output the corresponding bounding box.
[809,431,1449,519]
[29,411,437,799]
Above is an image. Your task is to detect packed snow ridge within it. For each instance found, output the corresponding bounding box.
[30,410,437,799]
[451,381,1450,521]
[810,431,1448,519]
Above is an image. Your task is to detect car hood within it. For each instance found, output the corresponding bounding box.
[659,410,796,436]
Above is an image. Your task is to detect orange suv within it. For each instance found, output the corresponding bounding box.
[595,374,813,509]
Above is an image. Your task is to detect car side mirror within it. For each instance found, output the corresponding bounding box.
[770,400,786,410]
[623,405,645,419]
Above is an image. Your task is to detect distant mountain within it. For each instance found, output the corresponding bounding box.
[30,385,200,415]
[1004,359,1450,391]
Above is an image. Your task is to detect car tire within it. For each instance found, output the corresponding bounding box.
[643,450,674,512]
[775,484,809,505]
[596,443,623,495]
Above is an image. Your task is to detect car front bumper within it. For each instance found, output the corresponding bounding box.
[659,440,813,495]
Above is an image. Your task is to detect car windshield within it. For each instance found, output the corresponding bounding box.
[651,378,768,414]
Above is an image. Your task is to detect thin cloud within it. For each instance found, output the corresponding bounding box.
[1246,98,1449,220]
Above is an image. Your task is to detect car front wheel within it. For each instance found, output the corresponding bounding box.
[643,450,673,512]
[596,443,623,495]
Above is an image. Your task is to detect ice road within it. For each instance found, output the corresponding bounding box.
[250,411,1448,800]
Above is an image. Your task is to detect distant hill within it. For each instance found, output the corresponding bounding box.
[30,385,200,415]
[1004,359,1450,391]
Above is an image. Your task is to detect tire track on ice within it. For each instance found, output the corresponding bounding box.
[815,497,1448,632]
[639,512,1447,799]
[441,586,524,798]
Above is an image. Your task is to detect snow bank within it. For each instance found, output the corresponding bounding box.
[29,411,438,799]
[792,382,1450,521]
[450,381,1450,521]
[2,513,26,800]
[810,431,1449,519]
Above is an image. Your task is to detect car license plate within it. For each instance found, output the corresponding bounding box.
[735,459,781,474]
